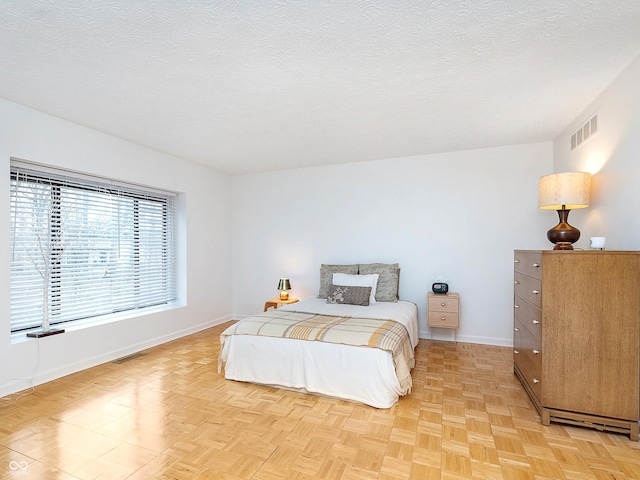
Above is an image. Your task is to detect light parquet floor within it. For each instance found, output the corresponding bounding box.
[1,322,640,479]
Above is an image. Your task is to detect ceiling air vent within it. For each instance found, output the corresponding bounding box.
[571,114,598,150]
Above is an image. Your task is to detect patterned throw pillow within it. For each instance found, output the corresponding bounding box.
[326,284,372,306]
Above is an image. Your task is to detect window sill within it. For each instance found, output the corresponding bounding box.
[10,302,183,344]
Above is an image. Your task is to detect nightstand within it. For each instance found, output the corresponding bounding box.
[264,298,299,312]
[427,292,460,329]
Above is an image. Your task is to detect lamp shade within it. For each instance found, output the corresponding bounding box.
[277,278,291,291]
[539,172,591,210]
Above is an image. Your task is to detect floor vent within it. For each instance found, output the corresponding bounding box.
[112,352,147,364]
[571,114,598,150]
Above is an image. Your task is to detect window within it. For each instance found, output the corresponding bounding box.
[10,162,176,334]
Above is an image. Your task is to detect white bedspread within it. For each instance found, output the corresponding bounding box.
[219,297,418,408]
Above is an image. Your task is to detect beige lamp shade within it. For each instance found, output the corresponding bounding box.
[539,172,591,210]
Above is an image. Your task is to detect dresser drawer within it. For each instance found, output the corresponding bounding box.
[514,251,542,279]
[514,272,542,308]
[514,321,542,400]
[428,294,459,313]
[514,295,542,340]
[516,350,542,401]
[514,318,542,354]
[428,311,459,328]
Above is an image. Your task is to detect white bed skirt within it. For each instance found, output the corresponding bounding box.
[221,334,404,408]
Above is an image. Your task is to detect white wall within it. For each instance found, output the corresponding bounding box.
[553,54,640,250]
[0,98,233,397]
[232,143,553,345]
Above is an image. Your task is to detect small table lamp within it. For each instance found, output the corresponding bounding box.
[277,278,291,300]
[538,172,591,250]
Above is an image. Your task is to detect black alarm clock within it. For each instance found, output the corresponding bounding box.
[432,282,449,294]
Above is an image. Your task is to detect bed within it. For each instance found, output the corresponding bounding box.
[218,263,419,408]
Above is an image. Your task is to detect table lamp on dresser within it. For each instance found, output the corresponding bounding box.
[538,171,591,250]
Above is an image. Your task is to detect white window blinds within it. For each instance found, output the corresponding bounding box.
[10,163,176,334]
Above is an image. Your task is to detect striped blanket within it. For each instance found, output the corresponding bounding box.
[219,309,415,393]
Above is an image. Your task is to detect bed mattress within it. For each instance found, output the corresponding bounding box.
[219,297,418,408]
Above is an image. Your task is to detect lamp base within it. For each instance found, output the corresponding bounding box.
[547,209,580,250]
[279,291,289,300]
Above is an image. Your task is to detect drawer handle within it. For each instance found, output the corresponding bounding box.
[532,290,539,294]
[440,317,446,321]
[514,280,520,285]
[533,349,540,355]
[532,378,540,384]
[440,302,446,307]
[533,263,540,268]
[532,320,540,325]
[514,304,520,308]
[515,259,520,264]
[514,327,519,332]
[514,350,519,354]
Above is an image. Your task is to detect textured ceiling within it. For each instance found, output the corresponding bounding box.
[1,1,640,175]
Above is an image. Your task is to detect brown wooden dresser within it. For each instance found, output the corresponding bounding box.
[514,250,640,440]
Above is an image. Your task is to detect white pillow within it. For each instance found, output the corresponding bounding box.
[332,273,379,304]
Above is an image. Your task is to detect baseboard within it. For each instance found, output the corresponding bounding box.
[418,329,512,347]
[0,314,234,399]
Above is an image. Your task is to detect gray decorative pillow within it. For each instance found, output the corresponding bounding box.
[318,264,358,298]
[358,263,400,302]
[326,284,371,306]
